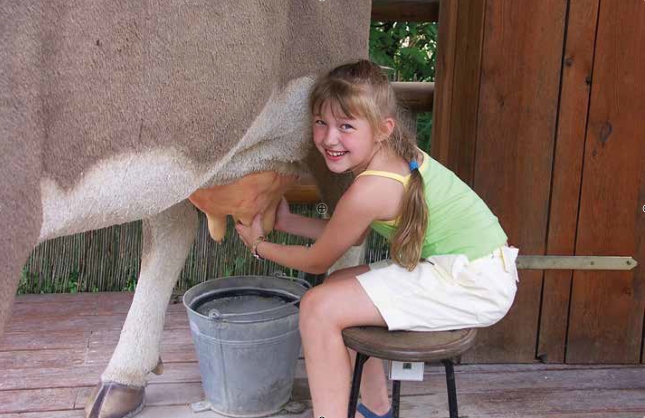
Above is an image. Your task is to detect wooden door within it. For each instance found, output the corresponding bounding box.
[548,0,645,363]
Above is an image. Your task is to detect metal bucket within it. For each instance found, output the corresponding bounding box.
[183,273,310,417]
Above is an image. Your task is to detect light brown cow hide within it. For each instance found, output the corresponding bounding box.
[188,171,298,241]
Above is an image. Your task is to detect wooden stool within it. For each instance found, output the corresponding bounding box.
[342,326,477,418]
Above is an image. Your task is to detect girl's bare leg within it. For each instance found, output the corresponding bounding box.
[300,266,390,418]
[324,267,391,417]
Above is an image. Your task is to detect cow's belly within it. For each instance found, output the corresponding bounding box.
[38,147,303,243]
[38,149,205,241]
[37,75,315,242]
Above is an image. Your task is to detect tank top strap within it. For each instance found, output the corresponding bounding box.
[355,170,409,185]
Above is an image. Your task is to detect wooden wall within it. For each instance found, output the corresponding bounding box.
[432,0,645,363]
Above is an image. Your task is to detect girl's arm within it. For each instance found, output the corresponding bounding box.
[277,211,329,240]
[238,182,380,274]
[275,197,368,245]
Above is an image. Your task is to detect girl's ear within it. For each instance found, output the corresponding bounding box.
[379,117,396,140]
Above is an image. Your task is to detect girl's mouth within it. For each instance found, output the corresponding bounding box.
[325,149,348,159]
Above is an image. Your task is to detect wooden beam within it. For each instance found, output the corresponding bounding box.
[465,0,569,363]
[430,0,459,164]
[392,82,434,113]
[566,0,645,364]
[284,181,321,205]
[372,0,440,22]
[538,0,600,364]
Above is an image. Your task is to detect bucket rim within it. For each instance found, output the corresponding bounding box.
[182,275,309,323]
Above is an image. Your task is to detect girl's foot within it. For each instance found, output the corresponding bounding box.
[357,402,393,418]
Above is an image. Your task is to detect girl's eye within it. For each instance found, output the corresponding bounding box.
[340,124,354,131]
[314,119,326,126]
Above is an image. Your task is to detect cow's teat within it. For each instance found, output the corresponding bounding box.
[188,171,298,242]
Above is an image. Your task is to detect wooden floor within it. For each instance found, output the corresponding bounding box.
[1,292,645,418]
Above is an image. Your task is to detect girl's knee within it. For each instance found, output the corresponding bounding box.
[299,287,332,326]
[299,285,324,325]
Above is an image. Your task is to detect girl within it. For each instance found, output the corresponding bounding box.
[235,59,520,418]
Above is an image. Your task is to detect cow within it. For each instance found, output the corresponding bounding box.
[0,2,372,417]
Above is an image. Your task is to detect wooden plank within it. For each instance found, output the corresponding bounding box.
[0,329,90,352]
[10,300,98,318]
[5,311,188,333]
[485,414,645,418]
[0,348,86,370]
[296,378,645,416]
[538,0,601,363]
[0,362,203,391]
[445,0,486,184]
[298,365,645,398]
[390,389,645,417]
[0,388,78,414]
[391,82,434,113]
[2,361,645,416]
[466,0,568,362]
[371,0,440,22]
[0,360,303,393]
[4,362,642,418]
[5,296,645,417]
[0,411,82,418]
[2,401,645,418]
[567,0,645,363]
[0,384,204,415]
[13,292,127,304]
[430,0,459,162]
[445,362,636,373]
[4,354,643,394]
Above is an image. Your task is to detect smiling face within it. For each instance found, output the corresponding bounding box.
[312,100,382,176]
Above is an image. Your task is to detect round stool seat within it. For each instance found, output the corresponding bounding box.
[342,326,477,362]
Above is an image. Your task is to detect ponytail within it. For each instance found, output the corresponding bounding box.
[388,124,429,271]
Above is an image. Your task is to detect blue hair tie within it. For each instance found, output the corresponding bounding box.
[409,160,419,171]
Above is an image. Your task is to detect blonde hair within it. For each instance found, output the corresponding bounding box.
[309,59,429,271]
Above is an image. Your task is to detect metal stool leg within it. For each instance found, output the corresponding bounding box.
[391,379,401,418]
[442,359,459,418]
[348,353,369,418]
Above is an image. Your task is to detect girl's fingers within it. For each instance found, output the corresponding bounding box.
[253,213,263,231]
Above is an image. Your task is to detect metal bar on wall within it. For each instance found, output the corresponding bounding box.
[516,256,638,271]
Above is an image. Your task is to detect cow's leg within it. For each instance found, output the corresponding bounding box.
[0,126,42,337]
[84,200,197,418]
[0,180,42,337]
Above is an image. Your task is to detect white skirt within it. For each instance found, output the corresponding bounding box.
[355,245,520,332]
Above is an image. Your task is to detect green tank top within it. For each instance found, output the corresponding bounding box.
[355,147,508,262]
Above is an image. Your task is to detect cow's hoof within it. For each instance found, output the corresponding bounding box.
[151,356,163,375]
[84,381,145,418]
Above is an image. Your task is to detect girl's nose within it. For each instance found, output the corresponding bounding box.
[323,128,340,146]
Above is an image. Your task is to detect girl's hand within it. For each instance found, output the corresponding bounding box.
[274,196,292,231]
[235,213,265,248]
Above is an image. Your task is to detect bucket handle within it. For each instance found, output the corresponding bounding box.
[208,291,300,320]
[271,271,312,289]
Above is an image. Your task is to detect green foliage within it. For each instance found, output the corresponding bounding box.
[224,255,248,277]
[67,271,79,293]
[122,275,137,292]
[369,22,438,82]
[369,21,438,152]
